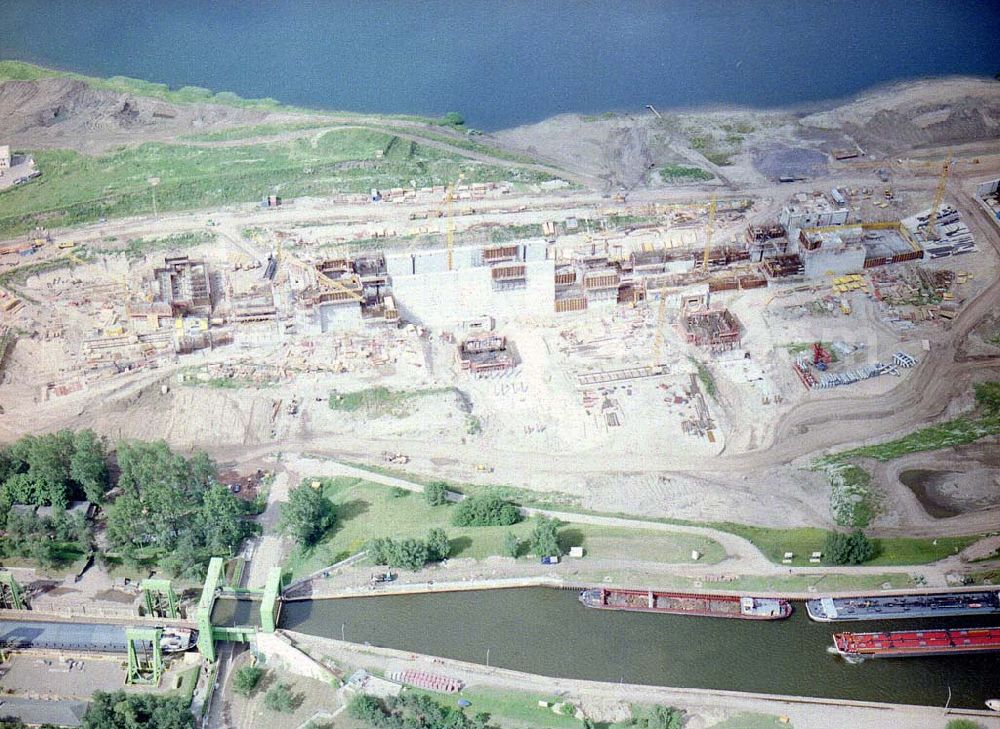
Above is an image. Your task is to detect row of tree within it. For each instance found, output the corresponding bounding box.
[367,528,451,570]
[0,430,108,513]
[104,441,254,578]
[349,693,495,729]
[82,691,194,729]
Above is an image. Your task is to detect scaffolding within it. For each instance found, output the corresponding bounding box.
[0,571,26,610]
[141,578,180,619]
[125,627,163,685]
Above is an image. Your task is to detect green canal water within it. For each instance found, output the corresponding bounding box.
[278,587,1000,709]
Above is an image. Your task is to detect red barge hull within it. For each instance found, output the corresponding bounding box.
[834,626,1000,658]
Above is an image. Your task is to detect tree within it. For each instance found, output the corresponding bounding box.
[529,516,562,557]
[426,528,451,561]
[502,532,520,558]
[70,430,108,503]
[824,530,876,565]
[83,691,194,729]
[347,694,385,724]
[367,537,393,566]
[452,493,521,527]
[280,484,335,547]
[443,111,465,127]
[644,705,683,729]
[394,538,429,571]
[264,683,295,713]
[198,485,250,555]
[232,665,264,697]
[424,481,448,506]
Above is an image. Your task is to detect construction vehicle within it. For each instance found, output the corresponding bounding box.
[701,197,717,273]
[812,342,832,371]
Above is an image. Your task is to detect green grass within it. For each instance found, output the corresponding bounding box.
[711,522,979,568]
[817,416,1000,463]
[409,688,582,729]
[0,130,554,237]
[327,386,454,417]
[784,341,840,363]
[659,164,713,181]
[0,255,75,293]
[283,477,726,580]
[169,666,201,705]
[690,358,717,397]
[123,231,216,259]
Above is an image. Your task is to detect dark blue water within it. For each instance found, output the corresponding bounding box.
[1,1,998,129]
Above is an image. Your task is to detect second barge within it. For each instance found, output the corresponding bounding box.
[579,588,791,620]
[833,626,1000,659]
[807,589,1000,622]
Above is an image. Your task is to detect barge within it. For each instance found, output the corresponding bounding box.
[807,589,1000,622]
[579,588,791,620]
[833,626,1000,659]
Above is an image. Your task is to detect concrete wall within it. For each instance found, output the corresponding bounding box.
[392,260,554,327]
[254,631,335,684]
[802,246,866,278]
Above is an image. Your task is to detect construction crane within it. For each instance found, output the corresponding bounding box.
[923,154,952,244]
[651,291,667,369]
[446,173,464,271]
[701,196,717,273]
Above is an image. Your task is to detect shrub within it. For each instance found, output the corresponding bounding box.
[264,683,295,713]
[503,532,520,558]
[824,530,877,565]
[426,528,451,561]
[424,481,448,506]
[232,665,264,696]
[530,516,562,557]
[452,493,521,527]
[280,484,336,547]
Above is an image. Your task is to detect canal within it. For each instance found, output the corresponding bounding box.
[279,587,1000,709]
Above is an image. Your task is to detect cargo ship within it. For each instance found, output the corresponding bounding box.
[579,588,791,620]
[807,589,1000,622]
[833,626,1000,659]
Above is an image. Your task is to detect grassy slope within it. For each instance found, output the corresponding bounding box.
[283,477,726,580]
[0,128,553,236]
[339,460,976,568]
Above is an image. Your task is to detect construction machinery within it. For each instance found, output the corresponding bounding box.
[923,154,952,244]
[701,197,717,273]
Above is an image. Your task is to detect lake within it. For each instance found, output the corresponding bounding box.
[1,1,997,129]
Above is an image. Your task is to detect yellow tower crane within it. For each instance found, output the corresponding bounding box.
[923,154,952,244]
[701,196,717,273]
[446,173,464,271]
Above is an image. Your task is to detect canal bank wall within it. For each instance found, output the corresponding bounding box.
[283,630,1000,729]
[282,573,999,603]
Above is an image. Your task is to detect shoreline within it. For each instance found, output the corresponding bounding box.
[2,58,996,133]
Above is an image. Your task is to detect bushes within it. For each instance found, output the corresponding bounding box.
[347,692,494,729]
[503,532,521,558]
[367,529,450,570]
[974,381,1000,416]
[264,683,295,713]
[529,516,562,557]
[424,481,448,506]
[279,484,336,548]
[824,530,877,565]
[451,493,521,527]
[232,665,264,697]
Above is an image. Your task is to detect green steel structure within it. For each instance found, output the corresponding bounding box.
[195,558,283,661]
[140,578,179,619]
[125,627,163,685]
[197,557,225,661]
[0,571,26,611]
[260,568,282,633]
